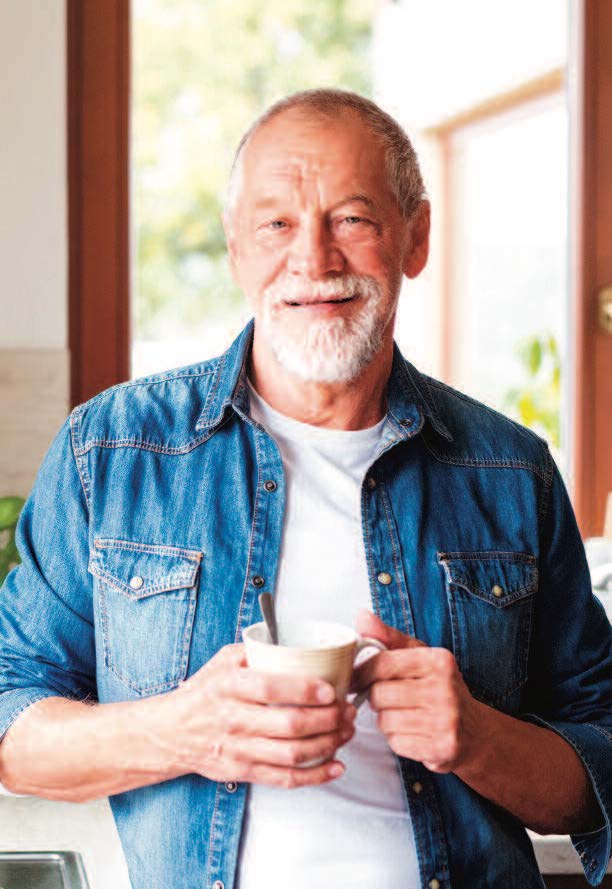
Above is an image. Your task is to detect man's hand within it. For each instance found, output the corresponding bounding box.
[351,608,480,773]
[167,643,357,788]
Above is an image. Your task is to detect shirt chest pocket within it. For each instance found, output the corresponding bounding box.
[437,551,537,708]
[89,539,202,696]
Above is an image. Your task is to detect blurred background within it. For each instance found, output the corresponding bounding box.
[129,0,569,474]
[1,2,611,887]
[3,0,611,544]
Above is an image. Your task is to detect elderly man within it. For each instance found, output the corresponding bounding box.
[0,89,610,889]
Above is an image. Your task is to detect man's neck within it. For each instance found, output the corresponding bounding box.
[247,335,393,431]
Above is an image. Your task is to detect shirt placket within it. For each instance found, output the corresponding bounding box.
[205,420,287,889]
[362,429,451,889]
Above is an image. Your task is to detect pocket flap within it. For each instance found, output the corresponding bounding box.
[437,551,537,607]
[89,538,202,600]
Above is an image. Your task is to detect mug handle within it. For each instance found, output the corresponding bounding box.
[350,636,387,709]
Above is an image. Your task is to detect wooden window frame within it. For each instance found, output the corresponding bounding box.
[569,0,612,538]
[67,0,612,537]
[67,0,130,407]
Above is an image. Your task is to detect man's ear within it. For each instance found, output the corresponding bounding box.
[403,200,430,279]
[222,210,240,287]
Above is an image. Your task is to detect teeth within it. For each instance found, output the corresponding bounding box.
[285,296,355,306]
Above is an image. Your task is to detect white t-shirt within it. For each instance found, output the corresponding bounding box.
[234,384,420,889]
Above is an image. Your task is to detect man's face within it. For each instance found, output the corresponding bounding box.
[224,109,428,383]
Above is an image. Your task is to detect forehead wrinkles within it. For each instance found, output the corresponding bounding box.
[244,112,374,185]
[259,160,329,208]
[246,138,336,187]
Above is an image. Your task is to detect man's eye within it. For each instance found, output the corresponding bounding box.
[341,216,369,226]
[267,220,288,230]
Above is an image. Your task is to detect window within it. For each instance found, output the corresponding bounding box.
[68,0,612,536]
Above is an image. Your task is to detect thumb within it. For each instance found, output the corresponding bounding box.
[355,607,426,651]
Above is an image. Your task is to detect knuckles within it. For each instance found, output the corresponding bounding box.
[280,770,300,790]
[388,734,403,755]
[287,743,307,766]
[284,711,306,736]
[434,734,459,764]
[255,676,276,701]
[224,709,243,735]
[431,647,457,674]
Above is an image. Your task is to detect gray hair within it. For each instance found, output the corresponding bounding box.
[225,88,426,222]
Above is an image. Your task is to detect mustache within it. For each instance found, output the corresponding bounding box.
[263,274,380,306]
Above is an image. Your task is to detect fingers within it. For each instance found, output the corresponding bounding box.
[384,729,460,770]
[376,706,440,734]
[219,757,347,789]
[224,700,355,739]
[369,679,430,710]
[351,649,427,691]
[209,643,248,669]
[228,723,355,768]
[352,646,455,690]
[354,610,428,651]
[220,667,336,707]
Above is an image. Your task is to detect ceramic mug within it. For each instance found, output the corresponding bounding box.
[242,618,387,766]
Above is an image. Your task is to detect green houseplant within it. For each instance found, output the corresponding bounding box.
[503,333,561,449]
[0,496,25,585]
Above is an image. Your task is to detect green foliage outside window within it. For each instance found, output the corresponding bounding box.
[0,496,24,586]
[503,333,561,448]
[133,0,376,339]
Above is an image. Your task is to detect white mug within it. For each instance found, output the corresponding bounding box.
[242,619,387,766]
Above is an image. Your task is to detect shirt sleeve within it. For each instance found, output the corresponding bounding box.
[0,414,97,745]
[521,450,612,886]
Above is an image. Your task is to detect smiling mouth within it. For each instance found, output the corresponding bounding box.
[284,295,358,307]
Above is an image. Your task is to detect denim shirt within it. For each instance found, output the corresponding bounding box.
[1,320,611,889]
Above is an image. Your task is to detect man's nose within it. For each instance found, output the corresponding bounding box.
[287,219,345,278]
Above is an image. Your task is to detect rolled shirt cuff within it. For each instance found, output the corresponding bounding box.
[0,687,61,744]
[521,714,612,886]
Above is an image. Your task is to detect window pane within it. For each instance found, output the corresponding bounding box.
[450,97,568,468]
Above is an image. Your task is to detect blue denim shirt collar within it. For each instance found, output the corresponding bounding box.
[195,318,453,442]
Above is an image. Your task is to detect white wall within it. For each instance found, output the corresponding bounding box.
[0,0,70,496]
[0,0,67,349]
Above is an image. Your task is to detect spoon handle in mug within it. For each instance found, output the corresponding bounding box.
[351,637,387,709]
[258,592,279,645]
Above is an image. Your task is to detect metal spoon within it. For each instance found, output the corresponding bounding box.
[258,592,279,645]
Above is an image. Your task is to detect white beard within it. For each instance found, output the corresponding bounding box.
[258,274,391,383]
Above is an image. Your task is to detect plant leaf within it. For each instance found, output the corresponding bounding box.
[0,497,25,530]
[527,339,542,377]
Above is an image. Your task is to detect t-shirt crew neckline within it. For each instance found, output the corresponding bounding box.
[246,379,387,446]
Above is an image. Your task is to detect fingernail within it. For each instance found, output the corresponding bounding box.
[343,703,357,720]
[317,684,335,703]
[328,762,344,777]
[341,726,353,741]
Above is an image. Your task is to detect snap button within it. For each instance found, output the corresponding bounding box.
[492,584,504,598]
[412,781,423,795]
[212,882,224,889]
[263,479,277,492]
[252,575,265,588]
[377,572,393,585]
[429,880,441,889]
[129,576,144,590]
[400,417,414,427]
[367,477,377,490]
[225,781,237,793]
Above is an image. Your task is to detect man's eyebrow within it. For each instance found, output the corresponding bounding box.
[252,193,379,214]
[330,193,378,212]
[252,197,282,212]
